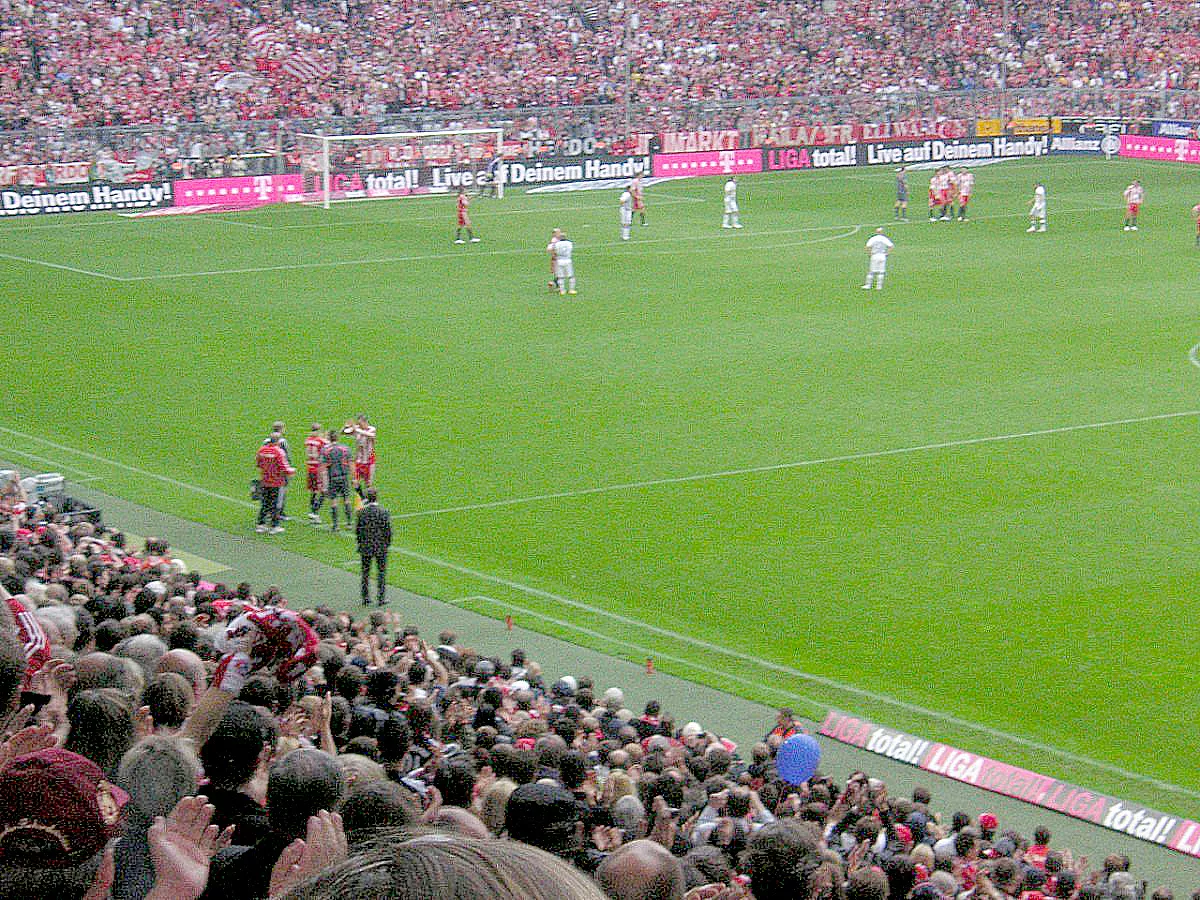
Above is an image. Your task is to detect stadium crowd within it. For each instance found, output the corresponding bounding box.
[0,479,1195,899]
[1,0,1199,169]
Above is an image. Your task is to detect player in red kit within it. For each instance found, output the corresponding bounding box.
[1122,180,1143,231]
[631,174,646,226]
[343,414,377,498]
[938,167,954,220]
[303,422,329,523]
[454,189,480,244]
[956,167,974,221]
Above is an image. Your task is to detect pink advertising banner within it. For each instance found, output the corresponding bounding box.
[174,174,305,209]
[652,149,763,178]
[1118,134,1200,164]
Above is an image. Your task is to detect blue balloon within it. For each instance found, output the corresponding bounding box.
[776,734,821,785]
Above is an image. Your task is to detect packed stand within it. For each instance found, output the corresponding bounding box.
[0,0,1198,164]
[0,485,1194,898]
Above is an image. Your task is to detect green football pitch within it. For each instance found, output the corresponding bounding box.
[2,156,1198,816]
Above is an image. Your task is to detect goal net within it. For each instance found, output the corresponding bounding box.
[294,128,506,208]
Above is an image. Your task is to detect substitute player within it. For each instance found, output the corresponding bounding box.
[619,185,633,240]
[303,423,329,523]
[956,167,974,221]
[1027,182,1047,232]
[553,229,576,295]
[631,174,647,226]
[894,167,908,221]
[1123,180,1144,231]
[722,176,742,228]
[343,414,377,497]
[454,189,480,243]
[862,228,894,290]
[546,227,562,291]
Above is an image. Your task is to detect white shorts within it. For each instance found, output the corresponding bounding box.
[1031,202,1046,216]
[724,201,738,214]
[620,209,632,226]
[869,255,888,274]
[555,259,574,279]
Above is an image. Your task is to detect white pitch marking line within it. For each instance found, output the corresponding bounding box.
[0,252,126,281]
[391,544,1200,799]
[1188,343,1200,369]
[0,426,256,508]
[0,445,100,481]
[205,216,274,231]
[466,592,826,713]
[394,409,1200,520]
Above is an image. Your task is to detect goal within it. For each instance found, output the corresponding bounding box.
[295,128,506,208]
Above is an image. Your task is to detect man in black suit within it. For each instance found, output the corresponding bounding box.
[355,488,392,606]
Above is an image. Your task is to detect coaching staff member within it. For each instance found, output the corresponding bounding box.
[356,488,392,606]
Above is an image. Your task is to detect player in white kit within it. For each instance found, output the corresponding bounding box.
[722,177,742,228]
[862,228,894,290]
[554,232,576,295]
[619,187,633,240]
[1027,182,1047,232]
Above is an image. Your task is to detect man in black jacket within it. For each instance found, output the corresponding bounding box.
[356,489,392,606]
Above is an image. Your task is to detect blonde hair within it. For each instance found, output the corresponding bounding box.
[477,777,518,835]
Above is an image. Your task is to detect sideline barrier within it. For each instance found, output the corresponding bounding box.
[819,710,1200,859]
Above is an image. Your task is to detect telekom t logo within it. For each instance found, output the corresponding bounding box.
[253,176,274,201]
[718,150,736,173]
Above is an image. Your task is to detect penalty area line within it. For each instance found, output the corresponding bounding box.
[394,409,1200,521]
[0,252,126,281]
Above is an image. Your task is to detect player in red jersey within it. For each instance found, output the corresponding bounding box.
[303,422,329,523]
[454,189,480,244]
[631,174,646,226]
[1193,203,1200,247]
[937,167,954,220]
[928,172,940,221]
[1122,180,1143,231]
[343,414,377,497]
[955,167,975,221]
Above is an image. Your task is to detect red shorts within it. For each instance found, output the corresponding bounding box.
[307,468,326,492]
[959,193,971,205]
[457,213,471,227]
[938,190,951,205]
[632,199,644,211]
[354,456,375,482]
[1127,203,1140,217]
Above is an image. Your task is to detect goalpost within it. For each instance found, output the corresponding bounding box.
[295,128,506,208]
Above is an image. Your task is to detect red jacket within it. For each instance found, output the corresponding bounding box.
[256,443,295,488]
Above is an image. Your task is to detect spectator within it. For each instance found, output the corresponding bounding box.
[596,839,685,900]
[113,735,202,900]
[199,699,278,847]
[203,747,346,899]
[0,748,130,900]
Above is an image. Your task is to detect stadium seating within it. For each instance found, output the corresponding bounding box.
[0,0,1198,167]
[0,484,1187,899]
